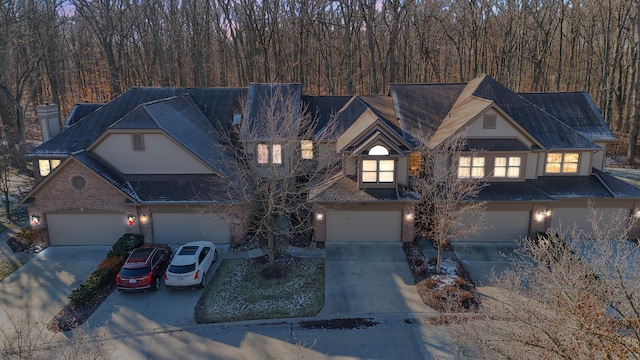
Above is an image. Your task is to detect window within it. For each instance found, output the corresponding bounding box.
[257,143,283,165]
[545,153,579,174]
[494,156,521,178]
[39,159,61,176]
[368,145,389,155]
[458,156,485,178]
[483,114,497,129]
[409,153,423,177]
[71,176,86,190]
[301,140,313,159]
[362,159,395,183]
[132,134,144,151]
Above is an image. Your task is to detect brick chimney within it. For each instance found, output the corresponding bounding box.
[36,103,61,141]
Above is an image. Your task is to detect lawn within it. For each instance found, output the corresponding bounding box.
[0,261,22,280]
[195,256,324,323]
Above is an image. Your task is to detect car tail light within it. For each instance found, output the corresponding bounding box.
[145,274,152,283]
[164,273,168,280]
[116,274,121,283]
[194,270,199,280]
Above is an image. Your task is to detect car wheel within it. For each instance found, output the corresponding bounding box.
[153,277,160,291]
[199,274,206,289]
[213,249,218,262]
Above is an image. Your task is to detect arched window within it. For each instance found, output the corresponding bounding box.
[368,145,389,156]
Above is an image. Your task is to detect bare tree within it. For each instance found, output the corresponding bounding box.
[230,86,340,274]
[411,131,487,274]
[456,205,640,359]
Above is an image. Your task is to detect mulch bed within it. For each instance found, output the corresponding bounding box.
[7,236,30,253]
[403,241,480,312]
[47,283,116,332]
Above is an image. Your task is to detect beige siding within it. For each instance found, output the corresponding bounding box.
[525,153,539,179]
[397,156,408,185]
[47,211,126,245]
[345,155,357,176]
[592,143,607,170]
[326,209,402,241]
[316,142,339,169]
[336,111,377,151]
[94,134,212,174]
[579,151,592,175]
[467,110,535,146]
[152,212,231,244]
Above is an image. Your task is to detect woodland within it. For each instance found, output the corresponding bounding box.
[1,0,640,159]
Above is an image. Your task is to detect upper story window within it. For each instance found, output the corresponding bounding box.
[39,159,61,176]
[483,114,497,129]
[545,153,579,174]
[409,153,423,177]
[494,156,521,178]
[361,145,394,183]
[458,156,485,178]
[257,143,282,165]
[301,140,313,159]
[132,134,144,151]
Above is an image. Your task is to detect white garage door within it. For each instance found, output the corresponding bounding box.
[152,213,230,244]
[551,208,628,233]
[458,211,530,242]
[326,210,402,242]
[47,212,126,246]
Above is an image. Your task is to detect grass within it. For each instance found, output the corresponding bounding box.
[195,256,324,323]
[0,261,22,280]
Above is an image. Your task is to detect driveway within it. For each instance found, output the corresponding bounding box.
[0,246,110,342]
[85,244,230,334]
[319,242,436,316]
[451,241,520,286]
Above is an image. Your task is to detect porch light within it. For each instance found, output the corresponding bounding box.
[30,214,40,226]
[316,212,324,221]
[140,214,148,224]
[126,214,136,226]
[405,212,414,221]
[536,211,545,222]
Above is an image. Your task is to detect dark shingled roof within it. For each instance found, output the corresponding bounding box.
[302,95,351,136]
[64,103,103,127]
[127,174,239,203]
[593,168,640,198]
[243,83,302,140]
[475,182,555,202]
[73,151,140,201]
[520,92,616,142]
[309,175,416,202]
[390,83,465,145]
[30,87,247,157]
[471,76,597,150]
[464,138,530,152]
[332,97,370,137]
[527,175,615,198]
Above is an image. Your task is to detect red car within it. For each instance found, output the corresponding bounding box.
[116,244,173,292]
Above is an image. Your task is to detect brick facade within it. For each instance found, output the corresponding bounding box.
[528,203,552,239]
[401,203,415,242]
[312,204,326,242]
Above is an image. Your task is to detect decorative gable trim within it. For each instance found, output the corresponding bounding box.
[337,108,411,153]
[351,130,406,156]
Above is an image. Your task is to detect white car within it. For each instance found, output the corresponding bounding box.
[164,241,218,289]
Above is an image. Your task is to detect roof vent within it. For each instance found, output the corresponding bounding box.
[233,114,242,125]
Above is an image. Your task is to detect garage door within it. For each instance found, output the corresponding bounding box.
[152,213,230,244]
[326,210,402,242]
[458,211,530,242]
[551,208,628,233]
[47,212,126,246]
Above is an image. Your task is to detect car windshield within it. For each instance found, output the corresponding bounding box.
[178,246,199,256]
[120,267,148,277]
[168,264,196,274]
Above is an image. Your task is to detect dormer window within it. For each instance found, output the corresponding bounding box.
[39,159,61,176]
[362,145,394,183]
[132,134,144,151]
[301,140,313,159]
[545,153,579,174]
[458,156,485,178]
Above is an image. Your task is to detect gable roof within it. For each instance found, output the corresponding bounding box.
[302,95,351,137]
[519,92,616,142]
[64,103,103,128]
[30,87,247,157]
[242,83,302,140]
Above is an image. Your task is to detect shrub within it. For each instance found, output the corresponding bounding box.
[14,227,46,247]
[69,234,143,306]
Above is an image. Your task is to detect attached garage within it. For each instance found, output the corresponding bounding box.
[326,210,402,242]
[458,210,531,242]
[152,213,230,244]
[551,207,629,233]
[47,211,126,246]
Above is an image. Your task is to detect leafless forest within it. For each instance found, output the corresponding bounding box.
[1,0,640,155]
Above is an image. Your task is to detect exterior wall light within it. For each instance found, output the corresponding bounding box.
[316,212,324,221]
[140,214,148,224]
[405,212,414,221]
[536,211,545,222]
[30,214,41,226]
[126,214,136,226]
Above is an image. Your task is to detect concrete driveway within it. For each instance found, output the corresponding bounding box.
[319,242,436,316]
[85,244,230,334]
[0,246,110,342]
[451,241,520,286]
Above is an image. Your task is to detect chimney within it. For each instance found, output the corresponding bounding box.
[36,103,61,141]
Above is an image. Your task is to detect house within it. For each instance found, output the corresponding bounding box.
[19,75,640,246]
